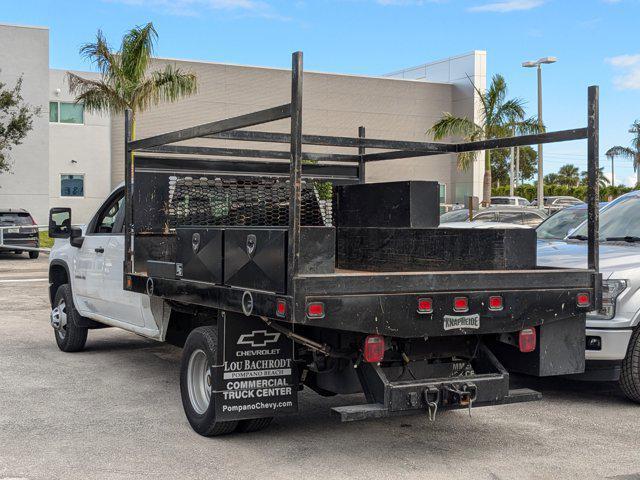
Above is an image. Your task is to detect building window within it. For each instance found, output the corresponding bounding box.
[49,102,59,122]
[439,184,446,204]
[49,101,84,124]
[61,175,84,197]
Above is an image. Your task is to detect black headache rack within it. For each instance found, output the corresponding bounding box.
[124,51,602,333]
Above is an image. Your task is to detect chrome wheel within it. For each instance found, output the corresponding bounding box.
[51,299,68,340]
[187,349,211,415]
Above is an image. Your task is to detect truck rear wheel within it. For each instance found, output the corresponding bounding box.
[51,284,88,352]
[180,326,238,436]
[620,326,640,403]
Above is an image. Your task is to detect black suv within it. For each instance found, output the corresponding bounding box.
[0,209,40,259]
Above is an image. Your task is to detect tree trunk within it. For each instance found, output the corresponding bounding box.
[482,149,492,205]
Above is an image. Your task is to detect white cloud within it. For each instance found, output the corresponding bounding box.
[623,174,638,187]
[607,54,640,67]
[468,0,544,12]
[606,54,640,90]
[106,0,283,18]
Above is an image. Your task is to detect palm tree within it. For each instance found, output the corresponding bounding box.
[67,23,197,138]
[428,74,541,205]
[557,164,580,186]
[544,172,560,184]
[580,167,610,189]
[606,120,640,187]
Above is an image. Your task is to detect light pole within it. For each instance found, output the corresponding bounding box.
[523,56,557,208]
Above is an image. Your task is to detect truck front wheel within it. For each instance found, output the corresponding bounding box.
[620,326,640,403]
[51,284,88,352]
[180,326,238,436]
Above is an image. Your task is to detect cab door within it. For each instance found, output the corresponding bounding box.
[75,189,144,326]
[73,195,122,315]
[97,190,145,326]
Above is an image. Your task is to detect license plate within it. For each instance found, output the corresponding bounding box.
[6,228,19,234]
[443,314,480,331]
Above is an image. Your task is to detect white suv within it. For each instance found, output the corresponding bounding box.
[490,196,531,206]
[538,190,640,401]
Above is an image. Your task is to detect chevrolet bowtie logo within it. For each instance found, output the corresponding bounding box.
[237,330,281,348]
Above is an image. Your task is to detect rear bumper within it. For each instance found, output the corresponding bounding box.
[0,237,38,249]
[298,288,591,338]
[294,268,597,338]
[585,328,632,361]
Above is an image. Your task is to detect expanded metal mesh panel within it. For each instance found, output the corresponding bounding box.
[166,176,333,228]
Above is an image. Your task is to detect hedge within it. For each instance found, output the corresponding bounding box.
[491,184,637,202]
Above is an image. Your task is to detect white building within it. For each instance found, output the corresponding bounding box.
[0,23,486,224]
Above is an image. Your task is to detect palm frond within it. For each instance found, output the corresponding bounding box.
[428,113,482,141]
[514,116,544,135]
[494,98,526,126]
[79,30,122,80]
[484,74,507,123]
[121,23,157,85]
[456,151,476,171]
[466,74,489,125]
[606,145,635,159]
[131,65,198,111]
[67,72,127,114]
[630,120,640,153]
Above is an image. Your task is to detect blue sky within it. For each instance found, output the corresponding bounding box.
[4,0,640,184]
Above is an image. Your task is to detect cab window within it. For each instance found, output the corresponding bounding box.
[93,193,125,234]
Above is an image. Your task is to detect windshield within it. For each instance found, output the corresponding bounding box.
[440,210,470,222]
[572,193,640,241]
[536,207,586,239]
[491,198,513,205]
[0,213,32,226]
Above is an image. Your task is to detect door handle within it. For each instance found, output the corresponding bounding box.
[95,247,105,254]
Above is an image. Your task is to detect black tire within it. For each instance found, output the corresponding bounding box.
[236,417,274,433]
[29,251,39,259]
[620,326,640,403]
[52,284,88,352]
[180,326,238,436]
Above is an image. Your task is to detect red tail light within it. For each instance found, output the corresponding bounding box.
[307,302,325,319]
[453,297,469,313]
[577,293,590,307]
[488,295,503,311]
[363,335,385,363]
[276,299,286,318]
[417,297,433,314]
[519,328,537,353]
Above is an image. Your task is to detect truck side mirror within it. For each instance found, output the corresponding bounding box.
[70,227,84,248]
[49,208,71,238]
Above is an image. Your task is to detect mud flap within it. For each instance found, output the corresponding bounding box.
[211,311,298,421]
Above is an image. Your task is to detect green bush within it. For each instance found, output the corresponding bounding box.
[491,184,636,202]
[39,231,54,249]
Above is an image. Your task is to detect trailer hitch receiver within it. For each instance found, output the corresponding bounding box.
[443,382,478,416]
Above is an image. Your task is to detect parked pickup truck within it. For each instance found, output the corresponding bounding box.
[538,190,640,401]
[46,52,603,436]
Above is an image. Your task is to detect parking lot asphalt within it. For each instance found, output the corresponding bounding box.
[1,253,639,480]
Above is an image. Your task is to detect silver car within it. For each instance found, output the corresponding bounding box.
[441,206,547,227]
[537,190,640,402]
